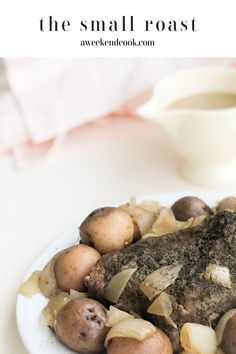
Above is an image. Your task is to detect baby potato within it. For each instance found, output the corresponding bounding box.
[217,196,236,212]
[54,245,101,292]
[55,298,108,354]
[171,196,211,221]
[80,207,134,254]
[221,313,236,354]
[107,328,173,354]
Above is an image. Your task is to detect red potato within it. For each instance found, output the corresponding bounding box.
[107,329,173,354]
[217,196,236,212]
[221,313,236,354]
[80,207,134,254]
[54,245,101,292]
[171,196,211,221]
[55,298,108,353]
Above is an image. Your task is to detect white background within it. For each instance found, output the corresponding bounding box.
[0,0,236,57]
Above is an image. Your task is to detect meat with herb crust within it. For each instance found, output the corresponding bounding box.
[85,211,236,352]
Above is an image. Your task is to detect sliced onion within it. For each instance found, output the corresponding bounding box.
[176,217,194,230]
[121,198,160,237]
[142,232,159,240]
[104,268,137,303]
[140,264,182,301]
[139,200,160,213]
[176,215,206,231]
[42,292,71,328]
[69,289,88,300]
[128,196,137,212]
[152,208,177,236]
[134,210,156,235]
[122,197,160,215]
[151,208,206,238]
[104,318,156,348]
[130,206,149,219]
[123,198,205,239]
[204,264,232,289]
[147,292,177,329]
[39,254,60,298]
[191,215,206,227]
[180,323,217,354]
[121,196,138,216]
[19,271,41,298]
[106,306,134,327]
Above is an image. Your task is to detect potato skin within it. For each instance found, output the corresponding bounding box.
[107,329,173,354]
[54,245,101,292]
[171,196,211,221]
[80,207,134,254]
[217,197,236,212]
[221,314,236,354]
[55,298,108,354]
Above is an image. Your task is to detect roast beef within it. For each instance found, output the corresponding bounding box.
[85,210,236,352]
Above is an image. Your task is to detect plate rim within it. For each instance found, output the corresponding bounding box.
[16,190,235,354]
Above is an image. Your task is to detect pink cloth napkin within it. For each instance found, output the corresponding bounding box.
[1,58,234,167]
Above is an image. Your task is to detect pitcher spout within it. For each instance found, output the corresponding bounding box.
[137,98,171,131]
[136,98,160,122]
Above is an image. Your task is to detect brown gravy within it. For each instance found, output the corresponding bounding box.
[166,92,236,110]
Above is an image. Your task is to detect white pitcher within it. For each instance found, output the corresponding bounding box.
[137,66,236,186]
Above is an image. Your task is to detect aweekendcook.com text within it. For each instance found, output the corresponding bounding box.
[80,38,155,47]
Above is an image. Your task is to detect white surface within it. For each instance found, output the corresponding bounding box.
[0,0,236,57]
[1,118,236,354]
[17,191,231,354]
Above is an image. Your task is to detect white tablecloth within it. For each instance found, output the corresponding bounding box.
[1,118,234,353]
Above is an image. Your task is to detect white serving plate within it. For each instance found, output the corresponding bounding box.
[16,191,232,354]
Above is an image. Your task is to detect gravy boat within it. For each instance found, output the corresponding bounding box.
[137,66,236,186]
